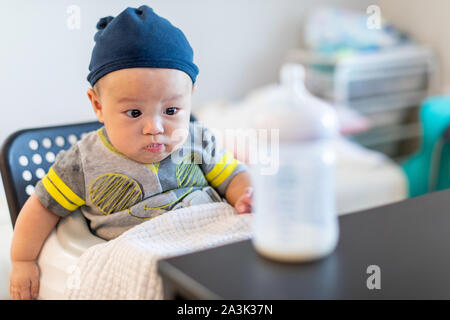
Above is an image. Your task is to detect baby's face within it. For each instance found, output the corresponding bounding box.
[87,68,193,164]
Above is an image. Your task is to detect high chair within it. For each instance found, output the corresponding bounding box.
[1,116,198,299]
[0,121,106,299]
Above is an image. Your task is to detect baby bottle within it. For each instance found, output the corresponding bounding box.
[251,63,339,263]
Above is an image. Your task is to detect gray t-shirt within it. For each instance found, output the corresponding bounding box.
[35,121,247,240]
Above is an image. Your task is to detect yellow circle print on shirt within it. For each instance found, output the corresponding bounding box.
[88,172,143,215]
[176,152,208,188]
[134,153,208,218]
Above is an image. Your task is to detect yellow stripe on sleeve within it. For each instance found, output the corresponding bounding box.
[47,167,86,206]
[210,158,239,188]
[42,176,78,211]
[205,152,233,182]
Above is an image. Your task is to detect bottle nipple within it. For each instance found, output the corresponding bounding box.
[280,63,307,95]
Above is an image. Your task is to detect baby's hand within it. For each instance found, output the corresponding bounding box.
[234,187,253,214]
[10,260,40,300]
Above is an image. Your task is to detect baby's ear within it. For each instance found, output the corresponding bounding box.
[192,81,197,93]
[87,88,104,123]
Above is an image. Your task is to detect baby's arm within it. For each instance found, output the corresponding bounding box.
[225,171,253,214]
[9,193,61,300]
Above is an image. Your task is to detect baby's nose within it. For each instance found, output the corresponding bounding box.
[142,117,164,135]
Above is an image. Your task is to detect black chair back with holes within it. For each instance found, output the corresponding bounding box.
[0,121,103,228]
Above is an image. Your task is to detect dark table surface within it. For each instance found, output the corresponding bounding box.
[158,189,450,299]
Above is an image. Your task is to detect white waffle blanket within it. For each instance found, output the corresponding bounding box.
[65,202,252,299]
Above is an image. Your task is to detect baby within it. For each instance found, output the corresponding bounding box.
[9,5,253,300]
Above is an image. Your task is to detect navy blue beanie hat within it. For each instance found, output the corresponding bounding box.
[87,5,199,86]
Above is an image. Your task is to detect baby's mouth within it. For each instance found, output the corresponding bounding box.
[144,143,165,153]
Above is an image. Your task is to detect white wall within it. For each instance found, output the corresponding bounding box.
[379,0,450,93]
[0,0,376,145]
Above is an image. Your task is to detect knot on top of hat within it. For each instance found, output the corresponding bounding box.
[96,16,114,30]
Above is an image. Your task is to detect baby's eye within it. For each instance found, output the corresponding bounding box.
[125,109,142,118]
[164,107,179,116]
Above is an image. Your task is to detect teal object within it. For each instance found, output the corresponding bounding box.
[401,95,450,197]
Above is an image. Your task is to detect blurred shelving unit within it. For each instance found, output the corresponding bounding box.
[286,45,438,161]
